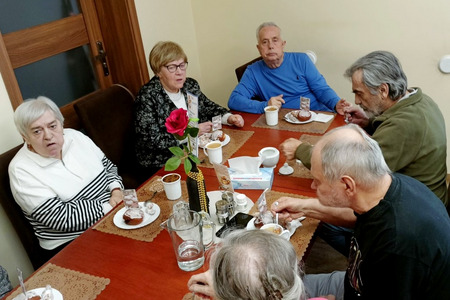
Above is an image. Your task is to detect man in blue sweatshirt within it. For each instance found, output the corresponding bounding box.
[228,21,349,114]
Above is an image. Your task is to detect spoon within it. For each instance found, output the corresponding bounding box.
[17,267,27,298]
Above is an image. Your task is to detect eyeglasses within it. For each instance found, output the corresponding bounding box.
[164,62,188,73]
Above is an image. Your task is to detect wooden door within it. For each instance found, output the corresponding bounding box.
[0,0,149,129]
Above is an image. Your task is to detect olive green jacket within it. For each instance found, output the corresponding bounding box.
[296,88,448,205]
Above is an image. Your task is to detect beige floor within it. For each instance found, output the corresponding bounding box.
[304,237,348,274]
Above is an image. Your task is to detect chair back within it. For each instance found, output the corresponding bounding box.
[0,145,48,269]
[73,84,145,188]
[235,56,262,82]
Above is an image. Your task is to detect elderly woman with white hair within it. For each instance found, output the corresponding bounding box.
[187,229,332,300]
[9,96,123,260]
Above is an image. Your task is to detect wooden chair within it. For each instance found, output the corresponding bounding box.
[234,57,263,102]
[0,144,49,269]
[73,84,146,189]
[234,56,263,82]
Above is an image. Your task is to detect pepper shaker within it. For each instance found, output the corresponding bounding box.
[215,200,229,225]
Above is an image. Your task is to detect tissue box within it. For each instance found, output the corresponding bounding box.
[228,168,274,190]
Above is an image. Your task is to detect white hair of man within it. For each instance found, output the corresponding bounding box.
[256,21,281,42]
[319,124,391,189]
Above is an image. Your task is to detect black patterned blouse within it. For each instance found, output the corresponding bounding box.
[134,76,230,169]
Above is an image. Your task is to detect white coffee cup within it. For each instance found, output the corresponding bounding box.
[161,173,182,200]
[261,223,290,240]
[203,141,223,164]
[264,105,279,126]
[258,147,280,168]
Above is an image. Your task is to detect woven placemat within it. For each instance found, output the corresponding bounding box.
[198,128,254,168]
[5,263,110,300]
[248,190,320,260]
[251,109,335,134]
[93,176,188,242]
[285,134,321,179]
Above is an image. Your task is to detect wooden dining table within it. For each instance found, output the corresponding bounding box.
[5,110,346,300]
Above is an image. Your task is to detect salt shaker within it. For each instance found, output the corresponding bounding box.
[221,191,236,216]
[215,200,229,225]
[235,194,247,212]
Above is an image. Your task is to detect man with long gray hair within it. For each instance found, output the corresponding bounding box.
[273,124,450,299]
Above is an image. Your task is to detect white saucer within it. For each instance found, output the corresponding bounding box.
[199,134,230,148]
[284,111,317,124]
[246,217,304,237]
[12,287,63,300]
[113,203,160,229]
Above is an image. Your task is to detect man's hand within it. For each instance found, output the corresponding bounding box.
[270,196,309,222]
[335,99,352,115]
[227,114,244,127]
[268,94,285,109]
[279,138,302,160]
[188,270,215,299]
[344,106,369,127]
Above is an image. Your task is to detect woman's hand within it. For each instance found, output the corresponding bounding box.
[227,114,244,127]
[198,122,213,136]
[187,270,215,299]
[109,189,123,207]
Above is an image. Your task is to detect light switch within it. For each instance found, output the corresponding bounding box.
[438,55,450,73]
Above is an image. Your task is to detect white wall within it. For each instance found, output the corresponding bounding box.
[1,0,449,286]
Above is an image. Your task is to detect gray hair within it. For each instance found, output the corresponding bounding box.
[256,22,281,42]
[212,229,306,300]
[14,96,64,138]
[344,50,408,100]
[319,124,391,189]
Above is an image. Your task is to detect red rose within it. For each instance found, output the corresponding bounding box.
[165,108,189,136]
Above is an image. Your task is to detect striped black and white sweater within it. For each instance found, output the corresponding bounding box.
[9,129,123,250]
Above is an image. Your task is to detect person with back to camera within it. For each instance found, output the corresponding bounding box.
[9,96,124,262]
[272,124,450,299]
[187,229,333,300]
[134,41,244,176]
[228,21,351,114]
[279,50,448,256]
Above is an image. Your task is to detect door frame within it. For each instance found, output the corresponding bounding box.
[0,0,149,129]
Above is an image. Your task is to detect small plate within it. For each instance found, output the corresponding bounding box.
[113,203,160,230]
[284,111,317,124]
[12,287,63,300]
[279,163,294,175]
[199,134,230,148]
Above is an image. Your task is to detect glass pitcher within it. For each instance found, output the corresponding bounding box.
[160,209,215,271]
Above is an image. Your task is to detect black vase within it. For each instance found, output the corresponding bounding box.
[186,158,210,213]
